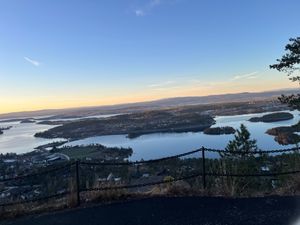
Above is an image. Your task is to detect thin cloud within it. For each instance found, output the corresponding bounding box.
[232,71,259,80]
[151,85,183,91]
[135,10,145,16]
[24,57,40,67]
[148,80,176,88]
[133,0,175,16]
[246,75,258,79]
[149,0,162,7]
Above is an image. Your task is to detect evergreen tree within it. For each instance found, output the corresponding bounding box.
[220,124,262,196]
[222,124,258,159]
[270,37,300,109]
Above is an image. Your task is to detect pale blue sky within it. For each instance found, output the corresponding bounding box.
[0,0,300,113]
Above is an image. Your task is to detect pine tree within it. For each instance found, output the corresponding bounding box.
[270,37,300,109]
[220,124,261,195]
[222,124,258,159]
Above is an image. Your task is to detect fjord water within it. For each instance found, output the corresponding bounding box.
[0,121,65,154]
[1,110,300,160]
[0,114,118,154]
[64,110,300,160]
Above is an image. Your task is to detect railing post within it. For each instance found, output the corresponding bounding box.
[75,160,81,206]
[201,147,206,189]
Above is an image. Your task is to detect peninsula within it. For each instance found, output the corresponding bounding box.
[0,126,12,135]
[266,122,300,145]
[35,110,215,139]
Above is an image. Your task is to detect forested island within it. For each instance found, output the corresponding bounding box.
[51,144,133,160]
[32,98,294,141]
[203,126,235,135]
[20,119,36,124]
[34,141,69,150]
[35,110,215,139]
[249,112,293,123]
[266,122,300,145]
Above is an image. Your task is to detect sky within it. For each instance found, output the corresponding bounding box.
[0,0,300,114]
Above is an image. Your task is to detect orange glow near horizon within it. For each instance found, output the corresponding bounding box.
[0,77,298,115]
[2,0,300,116]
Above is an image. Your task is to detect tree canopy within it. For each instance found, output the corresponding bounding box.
[270,37,300,77]
[270,37,300,109]
[222,124,258,159]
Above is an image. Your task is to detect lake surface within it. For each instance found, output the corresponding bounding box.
[0,121,65,154]
[64,110,300,160]
[1,110,299,160]
[0,114,120,154]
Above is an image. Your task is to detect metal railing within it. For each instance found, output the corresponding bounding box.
[1,146,300,208]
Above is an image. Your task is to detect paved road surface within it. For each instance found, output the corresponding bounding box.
[3,196,300,225]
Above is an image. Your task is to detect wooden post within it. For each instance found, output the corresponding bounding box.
[75,160,81,206]
[202,147,206,189]
[136,164,140,176]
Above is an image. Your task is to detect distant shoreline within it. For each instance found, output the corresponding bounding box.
[33,100,289,140]
[0,88,297,120]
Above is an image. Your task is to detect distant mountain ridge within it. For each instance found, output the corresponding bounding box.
[1,88,299,120]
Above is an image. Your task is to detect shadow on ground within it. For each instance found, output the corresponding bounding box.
[2,196,300,225]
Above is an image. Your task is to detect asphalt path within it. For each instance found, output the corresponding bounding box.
[2,196,300,225]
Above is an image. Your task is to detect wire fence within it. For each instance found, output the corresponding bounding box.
[1,146,300,210]
[203,146,300,154]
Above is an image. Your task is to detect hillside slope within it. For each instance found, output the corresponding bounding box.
[0,88,298,120]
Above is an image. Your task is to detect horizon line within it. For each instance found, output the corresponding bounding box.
[0,87,297,117]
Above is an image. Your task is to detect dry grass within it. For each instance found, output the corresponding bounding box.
[273,174,300,195]
[3,174,300,220]
[0,197,69,220]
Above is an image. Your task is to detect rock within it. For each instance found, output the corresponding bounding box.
[274,133,300,145]
[266,121,300,145]
[266,127,293,136]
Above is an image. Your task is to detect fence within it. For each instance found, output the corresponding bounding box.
[1,146,300,210]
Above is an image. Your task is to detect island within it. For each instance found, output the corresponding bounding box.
[249,112,293,123]
[266,122,300,145]
[0,126,12,135]
[20,119,36,124]
[34,141,69,150]
[203,126,235,135]
[274,133,300,145]
[35,110,215,140]
[37,120,66,125]
[50,144,133,161]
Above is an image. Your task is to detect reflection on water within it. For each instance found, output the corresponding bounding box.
[0,110,299,160]
[0,122,65,154]
[0,114,120,154]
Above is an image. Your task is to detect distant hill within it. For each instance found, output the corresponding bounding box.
[0,88,299,120]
